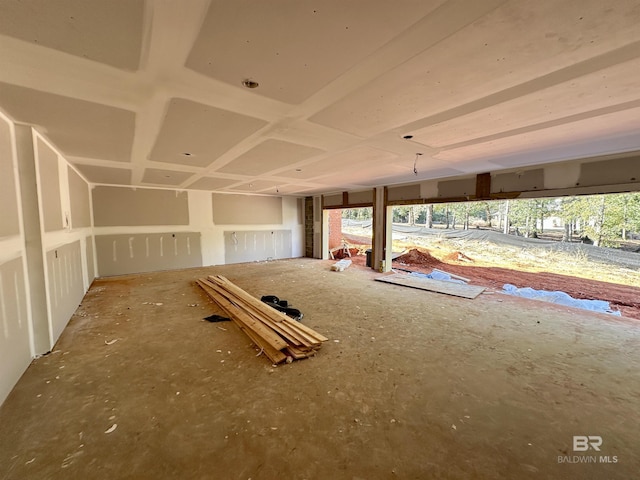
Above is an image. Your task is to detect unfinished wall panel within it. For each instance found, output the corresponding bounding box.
[95,232,202,276]
[387,184,420,202]
[92,186,189,227]
[492,169,544,194]
[86,236,95,284]
[224,230,292,264]
[0,256,30,406]
[348,190,374,205]
[0,118,20,238]
[37,139,63,232]
[68,167,91,228]
[46,241,84,342]
[578,156,640,187]
[212,193,282,225]
[437,178,476,198]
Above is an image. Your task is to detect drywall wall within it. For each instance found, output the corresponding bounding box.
[93,186,189,227]
[212,193,282,225]
[0,257,30,407]
[86,236,95,282]
[37,138,64,232]
[92,187,304,276]
[0,117,19,237]
[32,134,95,351]
[45,241,84,341]
[95,232,202,276]
[0,112,32,407]
[68,166,91,228]
[224,230,292,264]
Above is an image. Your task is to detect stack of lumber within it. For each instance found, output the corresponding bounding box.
[196,275,328,364]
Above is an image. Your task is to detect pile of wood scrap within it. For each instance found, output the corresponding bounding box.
[196,275,327,364]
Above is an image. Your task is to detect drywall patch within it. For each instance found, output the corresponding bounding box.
[68,167,91,228]
[0,116,20,237]
[212,193,282,225]
[492,169,544,194]
[437,178,475,198]
[224,230,292,264]
[0,256,30,406]
[95,232,203,276]
[348,190,374,205]
[322,194,343,207]
[93,186,189,227]
[387,184,420,202]
[37,138,64,232]
[544,163,581,190]
[419,180,439,200]
[86,236,95,283]
[578,156,640,187]
[46,241,83,343]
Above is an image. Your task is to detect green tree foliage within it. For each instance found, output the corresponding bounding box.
[388,193,640,245]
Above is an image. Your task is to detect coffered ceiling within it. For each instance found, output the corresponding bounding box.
[1,0,639,196]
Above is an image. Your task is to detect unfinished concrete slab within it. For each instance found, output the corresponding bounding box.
[0,259,638,479]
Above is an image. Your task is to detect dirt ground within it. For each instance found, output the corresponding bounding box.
[1,259,639,479]
[343,232,640,320]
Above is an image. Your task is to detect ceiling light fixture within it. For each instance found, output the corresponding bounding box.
[242,79,259,89]
[413,153,423,176]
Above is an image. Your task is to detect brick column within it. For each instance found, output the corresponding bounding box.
[328,208,342,249]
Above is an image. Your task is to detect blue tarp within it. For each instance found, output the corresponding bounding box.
[502,284,621,316]
[409,271,466,284]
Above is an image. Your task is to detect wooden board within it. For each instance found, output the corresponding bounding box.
[375,273,485,299]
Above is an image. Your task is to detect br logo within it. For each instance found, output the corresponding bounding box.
[573,436,602,452]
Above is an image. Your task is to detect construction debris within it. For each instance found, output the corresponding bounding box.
[331,259,352,271]
[196,275,328,364]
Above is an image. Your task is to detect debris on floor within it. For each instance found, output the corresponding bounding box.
[260,295,303,321]
[375,272,485,299]
[196,275,328,364]
[502,284,622,315]
[203,314,231,323]
[331,259,352,271]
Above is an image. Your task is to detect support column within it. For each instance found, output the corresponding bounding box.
[15,125,51,354]
[372,187,392,272]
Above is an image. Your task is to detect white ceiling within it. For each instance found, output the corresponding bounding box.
[1,0,639,196]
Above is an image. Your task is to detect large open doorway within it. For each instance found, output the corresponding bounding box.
[387,192,640,318]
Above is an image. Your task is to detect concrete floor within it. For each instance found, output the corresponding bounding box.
[1,258,638,479]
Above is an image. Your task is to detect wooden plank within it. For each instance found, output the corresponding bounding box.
[204,277,314,347]
[210,275,327,344]
[210,275,289,324]
[283,317,329,343]
[197,279,288,364]
[198,279,288,350]
[375,273,485,299]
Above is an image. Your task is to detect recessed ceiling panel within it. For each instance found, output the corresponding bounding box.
[0,82,135,162]
[411,60,640,149]
[217,139,324,175]
[149,98,268,168]
[141,168,194,186]
[74,165,132,185]
[187,177,240,191]
[310,0,640,136]
[436,107,640,167]
[278,147,397,179]
[0,0,144,70]
[185,0,445,104]
[230,180,280,192]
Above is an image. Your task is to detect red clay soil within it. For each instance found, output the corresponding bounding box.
[351,248,640,320]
